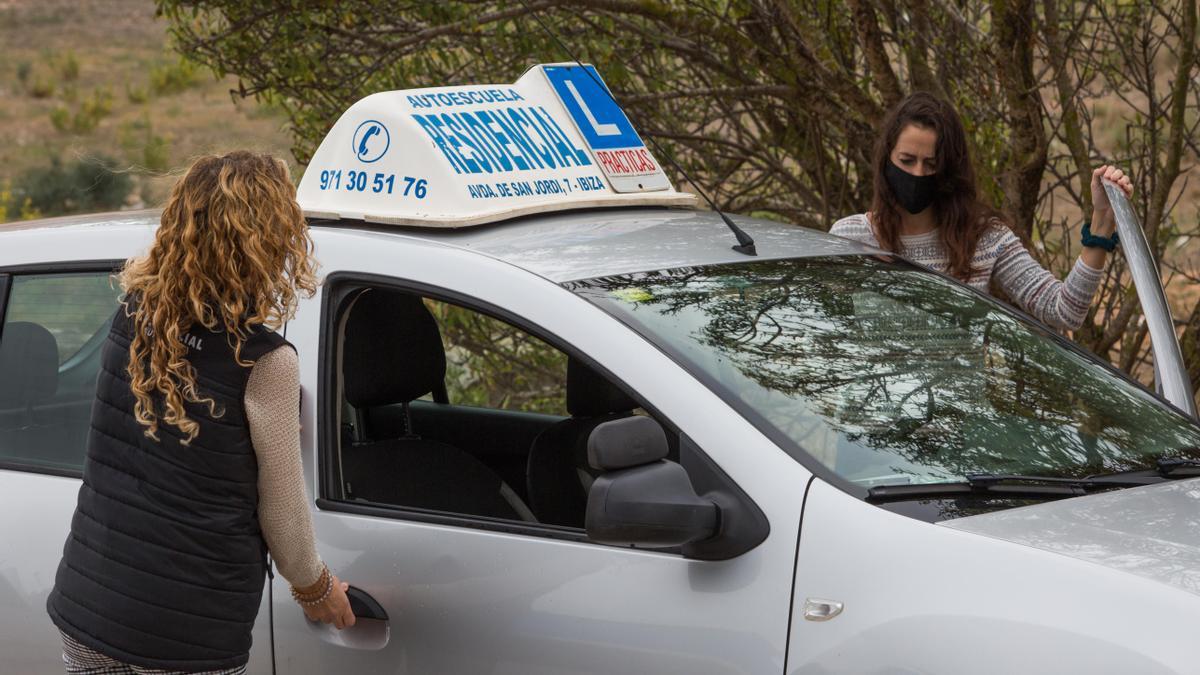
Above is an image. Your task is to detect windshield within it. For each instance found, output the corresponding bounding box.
[568,256,1200,490]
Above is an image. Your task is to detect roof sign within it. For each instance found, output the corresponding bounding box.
[297,63,694,228]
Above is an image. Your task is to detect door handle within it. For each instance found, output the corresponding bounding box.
[306,585,390,650]
[346,585,388,621]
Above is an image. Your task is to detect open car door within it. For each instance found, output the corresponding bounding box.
[1104,180,1197,417]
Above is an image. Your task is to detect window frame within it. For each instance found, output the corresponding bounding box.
[0,261,123,479]
[315,271,745,548]
[0,273,10,341]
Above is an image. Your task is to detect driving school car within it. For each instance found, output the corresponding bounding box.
[4,64,1200,674]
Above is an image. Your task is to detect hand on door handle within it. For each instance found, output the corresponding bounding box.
[306,585,391,651]
[346,585,389,621]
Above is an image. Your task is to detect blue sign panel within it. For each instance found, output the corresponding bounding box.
[544,65,644,151]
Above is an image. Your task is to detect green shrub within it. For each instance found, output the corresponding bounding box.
[118,117,172,172]
[150,57,201,95]
[76,88,113,130]
[13,155,132,216]
[59,51,79,81]
[126,84,149,104]
[48,105,70,132]
[143,133,171,172]
[16,61,32,85]
[28,74,54,98]
[49,89,114,134]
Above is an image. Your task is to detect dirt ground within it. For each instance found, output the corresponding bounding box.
[0,0,294,209]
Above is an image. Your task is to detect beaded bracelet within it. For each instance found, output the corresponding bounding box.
[294,576,333,607]
[291,564,331,604]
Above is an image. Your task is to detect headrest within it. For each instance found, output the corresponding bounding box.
[587,415,669,471]
[0,322,59,408]
[342,289,446,407]
[566,357,638,417]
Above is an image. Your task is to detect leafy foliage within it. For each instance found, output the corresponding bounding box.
[13,155,132,217]
[428,300,568,415]
[157,0,1200,398]
[149,56,202,95]
[27,72,54,98]
[48,88,114,134]
[0,179,41,223]
[58,50,79,82]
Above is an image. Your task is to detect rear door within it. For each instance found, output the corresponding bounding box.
[269,232,807,674]
[0,266,270,674]
[0,267,123,671]
[1105,182,1196,416]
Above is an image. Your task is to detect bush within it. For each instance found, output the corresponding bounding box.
[142,133,171,172]
[16,61,31,85]
[48,105,70,132]
[75,88,114,132]
[150,57,201,95]
[119,117,172,172]
[59,51,79,81]
[48,89,114,134]
[126,84,149,104]
[28,74,54,98]
[13,155,133,216]
[0,180,41,223]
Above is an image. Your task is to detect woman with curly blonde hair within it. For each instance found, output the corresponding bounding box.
[46,151,354,674]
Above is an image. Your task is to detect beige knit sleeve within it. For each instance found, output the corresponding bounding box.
[246,346,324,588]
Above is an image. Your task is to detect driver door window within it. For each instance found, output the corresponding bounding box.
[330,285,662,532]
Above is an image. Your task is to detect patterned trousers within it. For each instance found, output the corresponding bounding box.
[60,629,248,675]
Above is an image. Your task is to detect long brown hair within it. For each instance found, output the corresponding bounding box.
[869,92,997,279]
[120,151,319,443]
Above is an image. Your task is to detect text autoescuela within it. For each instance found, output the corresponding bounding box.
[409,88,592,176]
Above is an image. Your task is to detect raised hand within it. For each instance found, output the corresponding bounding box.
[1090,165,1133,236]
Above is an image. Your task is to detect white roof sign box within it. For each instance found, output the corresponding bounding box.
[297,63,696,228]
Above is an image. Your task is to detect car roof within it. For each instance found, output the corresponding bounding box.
[1,207,877,282]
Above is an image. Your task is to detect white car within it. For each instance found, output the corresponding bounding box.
[3,64,1200,674]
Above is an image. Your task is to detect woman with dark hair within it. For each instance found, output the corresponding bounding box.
[831,91,1133,331]
[46,151,355,674]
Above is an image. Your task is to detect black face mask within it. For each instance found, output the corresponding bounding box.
[885,160,938,214]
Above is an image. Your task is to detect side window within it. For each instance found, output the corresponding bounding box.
[331,285,664,533]
[0,272,122,474]
[427,299,568,415]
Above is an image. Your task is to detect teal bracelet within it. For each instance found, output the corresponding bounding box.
[1081,221,1119,252]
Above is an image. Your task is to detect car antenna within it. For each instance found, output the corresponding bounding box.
[517,2,757,256]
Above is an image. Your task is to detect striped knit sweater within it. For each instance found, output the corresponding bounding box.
[830,213,1104,331]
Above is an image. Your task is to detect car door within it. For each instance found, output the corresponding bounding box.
[0,265,274,674]
[0,267,123,671]
[268,231,808,674]
[1103,181,1195,416]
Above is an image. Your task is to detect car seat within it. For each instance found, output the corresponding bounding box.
[338,289,536,522]
[0,322,62,462]
[525,358,639,527]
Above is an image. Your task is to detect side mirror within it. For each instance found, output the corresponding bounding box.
[585,417,719,548]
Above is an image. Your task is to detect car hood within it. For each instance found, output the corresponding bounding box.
[941,478,1200,596]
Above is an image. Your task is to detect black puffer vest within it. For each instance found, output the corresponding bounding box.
[47,302,291,671]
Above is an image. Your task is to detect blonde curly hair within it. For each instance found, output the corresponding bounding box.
[120,151,319,443]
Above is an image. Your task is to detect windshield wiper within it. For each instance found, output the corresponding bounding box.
[866,473,1147,503]
[1156,457,1200,476]
[1084,456,1200,482]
